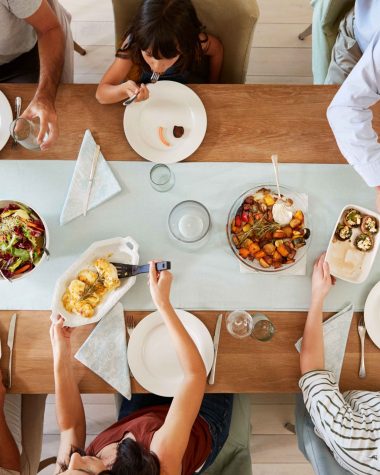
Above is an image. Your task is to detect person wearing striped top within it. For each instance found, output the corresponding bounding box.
[299,253,380,475]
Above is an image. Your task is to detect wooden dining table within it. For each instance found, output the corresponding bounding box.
[1,83,380,394]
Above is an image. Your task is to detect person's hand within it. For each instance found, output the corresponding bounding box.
[123,80,149,102]
[376,186,380,213]
[21,93,58,150]
[148,260,172,310]
[49,316,74,361]
[311,253,336,302]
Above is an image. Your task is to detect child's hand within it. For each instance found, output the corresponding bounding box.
[123,81,149,102]
[49,316,74,361]
[311,253,336,302]
[148,260,172,310]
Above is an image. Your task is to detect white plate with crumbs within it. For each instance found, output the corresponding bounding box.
[51,236,139,327]
[325,204,380,284]
[123,81,207,163]
[0,90,12,151]
[128,309,214,396]
[364,281,380,349]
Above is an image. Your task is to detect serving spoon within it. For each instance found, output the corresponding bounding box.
[271,154,293,225]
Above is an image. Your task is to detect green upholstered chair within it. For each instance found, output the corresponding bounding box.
[310,0,355,84]
[111,0,259,84]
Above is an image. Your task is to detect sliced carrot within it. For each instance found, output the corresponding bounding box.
[14,264,31,275]
[26,221,44,232]
[158,127,171,147]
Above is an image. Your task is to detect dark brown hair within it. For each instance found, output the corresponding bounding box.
[118,0,206,72]
[58,441,160,475]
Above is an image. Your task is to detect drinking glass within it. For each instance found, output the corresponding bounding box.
[226,310,253,339]
[226,310,275,341]
[168,200,211,244]
[10,117,42,150]
[150,164,175,192]
[251,313,276,341]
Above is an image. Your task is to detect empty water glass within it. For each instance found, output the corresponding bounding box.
[10,117,41,150]
[150,164,175,192]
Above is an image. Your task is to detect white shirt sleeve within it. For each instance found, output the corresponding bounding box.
[1,0,42,19]
[327,30,380,187]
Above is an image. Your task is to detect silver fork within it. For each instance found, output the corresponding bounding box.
[122,72,161,106]
[150,71,160,83]
[358,316,367,379]
[126,315,135,337]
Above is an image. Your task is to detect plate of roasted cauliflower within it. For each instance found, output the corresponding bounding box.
[51,236,139,327]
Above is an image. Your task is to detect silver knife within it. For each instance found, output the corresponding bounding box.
[7,313,17,389]
[208,313,223,385]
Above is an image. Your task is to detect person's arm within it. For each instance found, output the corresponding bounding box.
[202,34,223,83]
[50,318,86,474]
[0,371,20,471]
[327,31,380,201]
[21,0,65,150]
[300,253,336,375]
[96,57,149,104]
[147,263,206,474]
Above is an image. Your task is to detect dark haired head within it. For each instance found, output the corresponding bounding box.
[124,0,205,72]
[58,440,160,475]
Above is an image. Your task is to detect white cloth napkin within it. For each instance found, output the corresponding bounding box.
[60,129,122,225]
[295,303,354,381]
[240,194,308,276]
[75,303,131,399]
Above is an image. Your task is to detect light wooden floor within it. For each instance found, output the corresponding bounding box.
[40,1,315,473]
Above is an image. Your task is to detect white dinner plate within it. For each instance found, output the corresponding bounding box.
[0,90,12,151]
[123,81,207,163]
[128,309,214,396]
[364,280,380,349]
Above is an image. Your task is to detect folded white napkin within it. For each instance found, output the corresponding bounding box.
[240,194,309,276]
[60,129,122,225]
[75,303,131,399]
[295,303,354,381]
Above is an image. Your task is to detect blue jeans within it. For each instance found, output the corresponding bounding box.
[118,393,233,473]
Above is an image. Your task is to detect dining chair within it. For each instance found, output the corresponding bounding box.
[111,0,260,84]
[291,393,352,475]
[310,0,355,84]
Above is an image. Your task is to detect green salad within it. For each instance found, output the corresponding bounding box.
[0,202,46,278]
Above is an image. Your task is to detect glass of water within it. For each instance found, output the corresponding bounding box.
[10,117,42,150]
[150,164,175,192]
[226,310,275,341]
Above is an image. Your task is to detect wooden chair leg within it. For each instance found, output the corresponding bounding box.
[38,456,57,472]
[74,41,86,56]
[298,24,312,40]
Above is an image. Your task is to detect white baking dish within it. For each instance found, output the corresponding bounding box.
[51,236,139,327]
[325,204,380,284]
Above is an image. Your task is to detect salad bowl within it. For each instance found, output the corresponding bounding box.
[0,200,49,281]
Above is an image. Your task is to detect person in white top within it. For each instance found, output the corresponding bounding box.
[0,0,65,150]
[326,0,380,212]
[299,253,380,474]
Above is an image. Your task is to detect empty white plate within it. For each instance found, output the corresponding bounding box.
[128,309,214,396]
[0,90,12,151]
[123,81,207,163]
[364,280,380,349]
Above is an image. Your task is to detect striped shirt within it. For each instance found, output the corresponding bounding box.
[299,370,380,474]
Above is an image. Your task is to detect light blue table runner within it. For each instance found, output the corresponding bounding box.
[0,160,378,312]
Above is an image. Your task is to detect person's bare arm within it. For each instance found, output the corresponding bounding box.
[96,57,149,104]
[50,318,86,474]
[202,34,223,83]
[147,263,206,474]
[300,254,336,375]
[0,372,20,471]
[22,0,65,150]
